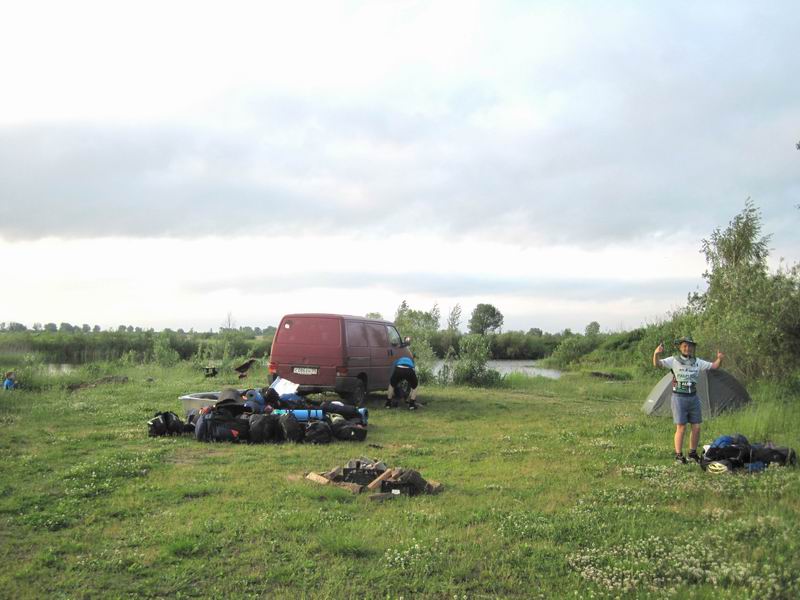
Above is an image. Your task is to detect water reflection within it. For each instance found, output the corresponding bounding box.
[433,359,561,380]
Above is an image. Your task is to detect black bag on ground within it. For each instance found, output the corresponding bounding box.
[702,434,752,464]
[194,412,213,442]
[148,411,184,437]
[195,408,250,443]
[304,421,332,444]
[331,421,368,442]
[750,446,797,466]
[184,409,201,432]
[704,444,751,463]
[320,401,361,420]
[249,413,280,443]
[209,410,250,443]
[279,412,304,442]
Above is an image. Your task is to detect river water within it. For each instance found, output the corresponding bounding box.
[433,359,561,380]
[41,360,561,380]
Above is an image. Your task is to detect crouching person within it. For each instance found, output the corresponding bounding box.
[386,357,419,410]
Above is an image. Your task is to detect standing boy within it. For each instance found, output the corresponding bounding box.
[653,336,724,463]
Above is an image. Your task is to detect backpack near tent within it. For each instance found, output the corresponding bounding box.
[642,369,752,418]
[700,434,797,473]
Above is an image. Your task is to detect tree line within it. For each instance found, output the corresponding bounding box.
[0,326,276,365]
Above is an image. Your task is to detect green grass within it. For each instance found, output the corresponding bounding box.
[1,364,798,598]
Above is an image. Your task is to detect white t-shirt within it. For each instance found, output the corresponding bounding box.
[659,355,713,394]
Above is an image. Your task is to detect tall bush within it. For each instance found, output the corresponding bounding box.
[690,201,800,381]
[453,334,501,387]
[394,301,440,383]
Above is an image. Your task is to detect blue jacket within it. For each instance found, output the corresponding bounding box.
[394,357,415,370]
[3,378,15,390]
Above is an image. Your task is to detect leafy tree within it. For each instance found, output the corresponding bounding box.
[394,301,441,382]
[688,200,800,381]
[585,321,600,337]
[446,304,462,331]
[44,323,57,332]
[468,304,504,335]
[395,301,440,334]
[7,322,27,332]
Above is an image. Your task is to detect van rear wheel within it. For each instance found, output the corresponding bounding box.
[345,379,367,408]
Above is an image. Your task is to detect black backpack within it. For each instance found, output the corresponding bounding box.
[148,411,184,437]
[209,410,250,443]
[304,421,332,444]
[279,412,304,442]
[331,421,368,442]
[249,413,280,444]
[750,445,797,466]
[184,409,201,433]
[194,412,213,442]
[194,408,250,443]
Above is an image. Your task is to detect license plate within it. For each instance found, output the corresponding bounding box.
[292,367,318,376]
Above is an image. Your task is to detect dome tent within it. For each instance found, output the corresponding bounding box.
[642,369,752,418]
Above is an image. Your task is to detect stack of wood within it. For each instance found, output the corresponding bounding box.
[305,457,443,501]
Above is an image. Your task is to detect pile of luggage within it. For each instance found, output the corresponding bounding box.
[148,388,368,444]
[701,434,797,474]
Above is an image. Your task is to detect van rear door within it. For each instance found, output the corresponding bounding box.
[273,316,343,386]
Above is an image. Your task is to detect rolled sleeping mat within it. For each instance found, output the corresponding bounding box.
[271,409,325,422]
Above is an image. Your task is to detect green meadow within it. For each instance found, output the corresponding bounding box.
[1,364,798,599]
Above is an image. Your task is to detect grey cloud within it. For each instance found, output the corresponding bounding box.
[2,4,798,251]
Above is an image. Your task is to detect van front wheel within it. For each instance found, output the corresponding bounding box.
[346,379,367,408]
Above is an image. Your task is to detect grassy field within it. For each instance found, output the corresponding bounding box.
[1,363,798,598]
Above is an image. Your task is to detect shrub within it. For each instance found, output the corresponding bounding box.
[152,333,180,367]
[453,334,502,387]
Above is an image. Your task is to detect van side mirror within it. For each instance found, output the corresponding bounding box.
[402,336,412,347]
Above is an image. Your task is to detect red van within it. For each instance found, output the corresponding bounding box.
[268,313,412,406]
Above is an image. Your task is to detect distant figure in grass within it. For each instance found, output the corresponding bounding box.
[3,372,16,390]
[653,336,723,464]
[386,357,419,410]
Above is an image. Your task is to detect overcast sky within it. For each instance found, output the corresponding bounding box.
[1,1,798,333]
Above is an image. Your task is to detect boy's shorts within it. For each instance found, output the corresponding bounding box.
[671,393,702,425]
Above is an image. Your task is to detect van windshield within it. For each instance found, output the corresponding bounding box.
[277,318,341,347]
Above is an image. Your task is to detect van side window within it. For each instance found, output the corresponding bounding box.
[387,326,402,347]
[366,323,388,348]
[346,322,368,347]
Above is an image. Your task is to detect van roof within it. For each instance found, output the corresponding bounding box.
[281,313,394,325]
